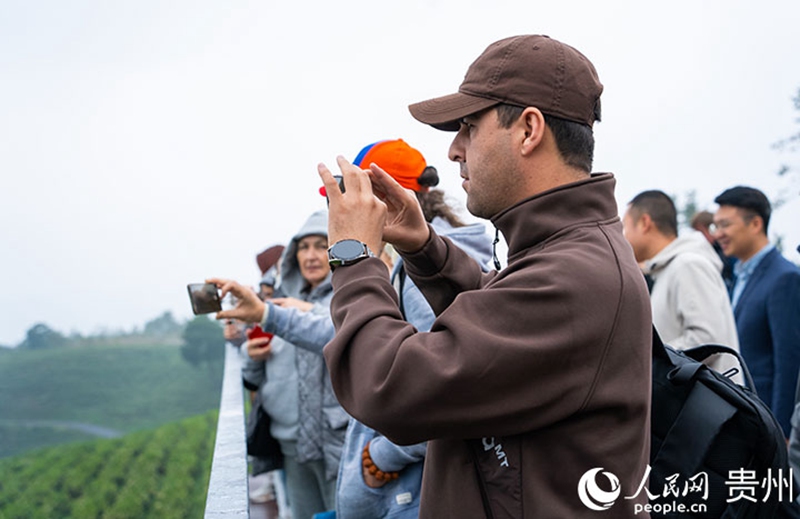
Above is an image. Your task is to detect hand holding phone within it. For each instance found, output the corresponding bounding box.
[322,175,345,206]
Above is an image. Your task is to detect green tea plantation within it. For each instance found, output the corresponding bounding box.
[0,411,217,519]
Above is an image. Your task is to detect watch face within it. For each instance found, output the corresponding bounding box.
[331,239,365,261]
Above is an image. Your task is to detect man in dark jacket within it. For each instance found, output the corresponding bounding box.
[713,186,800,437]
[318,35,652,518]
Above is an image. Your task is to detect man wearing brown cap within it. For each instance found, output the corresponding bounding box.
[314,35,652,518]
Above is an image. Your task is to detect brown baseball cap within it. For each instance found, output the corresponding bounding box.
[408,35,603,131]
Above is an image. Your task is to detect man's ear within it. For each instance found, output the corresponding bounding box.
[639,213,654,233]
[749,214,766,236]
[519,107,546,156]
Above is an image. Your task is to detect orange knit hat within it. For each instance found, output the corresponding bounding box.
[353,139,427,192]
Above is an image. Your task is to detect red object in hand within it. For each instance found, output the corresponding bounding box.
[246,325,274,343]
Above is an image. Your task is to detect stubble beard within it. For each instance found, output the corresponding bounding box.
[461,165,488,219]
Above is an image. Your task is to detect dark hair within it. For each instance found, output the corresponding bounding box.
[628,190,678,238]
[495,104,595,172]
[714,186,771,235]
[417,165,440,189]
[690,210,714,231]
[406,163,465,227]
[417,189,466,227]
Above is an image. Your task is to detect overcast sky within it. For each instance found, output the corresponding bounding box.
[1,0,798,346]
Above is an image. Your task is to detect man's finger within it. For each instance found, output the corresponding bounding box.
[369,163,409,201]
[336,155,374,197]
[318,162,344,204]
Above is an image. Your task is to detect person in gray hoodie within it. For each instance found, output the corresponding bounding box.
[623,190,740,378]
[213,209,347,519]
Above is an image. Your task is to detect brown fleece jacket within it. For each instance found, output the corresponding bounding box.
[324,173,652,518]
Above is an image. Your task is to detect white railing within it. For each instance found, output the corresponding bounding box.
[204,343,249,518]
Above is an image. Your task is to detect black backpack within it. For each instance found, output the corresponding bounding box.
[651,328,799,518]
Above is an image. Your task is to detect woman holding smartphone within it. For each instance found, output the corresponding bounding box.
[211,209,346,519]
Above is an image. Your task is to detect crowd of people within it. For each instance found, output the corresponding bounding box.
[214,137,493,519]
[208,34,800,519]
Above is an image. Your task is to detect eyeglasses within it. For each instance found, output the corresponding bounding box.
[711,218,747,233]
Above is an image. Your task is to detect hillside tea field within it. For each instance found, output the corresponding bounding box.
[0,339,223,459]
[0,411,217,519]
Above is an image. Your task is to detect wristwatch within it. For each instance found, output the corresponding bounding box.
[327,239,375,269]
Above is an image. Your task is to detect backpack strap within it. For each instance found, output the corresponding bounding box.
[392,263,408,320]
[681,344,756,393]
[652,379,737,477]
[652,326,738,477]
[651,324,671,361]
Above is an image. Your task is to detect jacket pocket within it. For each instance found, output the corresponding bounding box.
[468,435,523,519]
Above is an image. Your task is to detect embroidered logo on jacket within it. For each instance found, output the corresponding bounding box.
[482,437,510,467]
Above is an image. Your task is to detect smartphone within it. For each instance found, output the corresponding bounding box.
[187,283,223,315]
[246,325,274,343]
[325,175,346,206]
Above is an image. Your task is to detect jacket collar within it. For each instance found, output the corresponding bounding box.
[733,243,774,279]
[733,246,779,313]
[491,173,619,259]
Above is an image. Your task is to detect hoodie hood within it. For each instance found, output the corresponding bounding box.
[644,231,723,277]
[277,210,330,298]
[260,265,279,287]
[432,216,493,270]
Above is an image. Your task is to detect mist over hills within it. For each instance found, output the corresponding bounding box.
[0,313,225,517]
[0,322,223,459]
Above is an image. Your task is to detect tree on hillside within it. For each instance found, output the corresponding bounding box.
[772,87,800,209]
[672,190,698,232]
[144,311,183,337]
[180,316,224,370]
[18,323,66,349]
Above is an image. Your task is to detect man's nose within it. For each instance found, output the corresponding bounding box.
[448,127,467,163]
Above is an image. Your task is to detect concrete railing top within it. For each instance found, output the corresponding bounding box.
[204,343,249,519]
